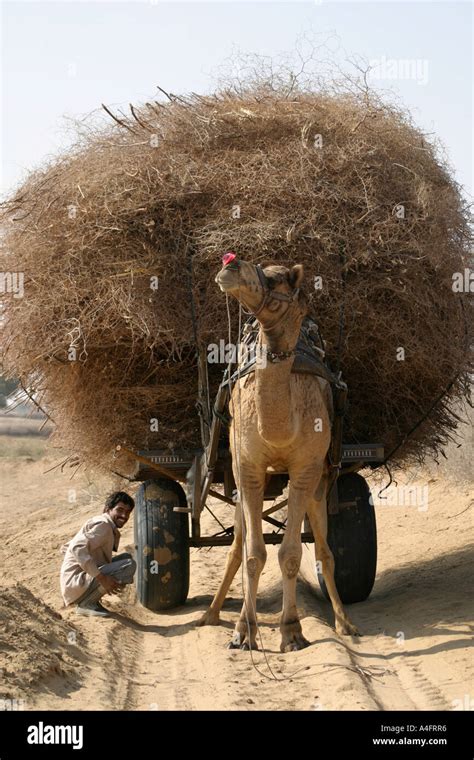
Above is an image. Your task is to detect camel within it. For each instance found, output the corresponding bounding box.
[198,255,359,652]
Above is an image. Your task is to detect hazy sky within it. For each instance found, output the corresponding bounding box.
[1,0,472,199]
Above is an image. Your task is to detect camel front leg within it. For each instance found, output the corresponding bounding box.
[197,502,243,626]
[307,482,360,636]
[278,472,314,652]
[228,467,266,650]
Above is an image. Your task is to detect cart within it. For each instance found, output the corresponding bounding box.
[124,317,384,612]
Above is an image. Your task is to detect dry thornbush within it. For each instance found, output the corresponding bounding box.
[0,75,471,474]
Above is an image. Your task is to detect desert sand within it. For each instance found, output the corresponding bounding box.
[0,422,472,711]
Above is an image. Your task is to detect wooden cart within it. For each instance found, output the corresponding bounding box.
[125,317,384,612]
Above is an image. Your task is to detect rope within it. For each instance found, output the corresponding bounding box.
[333,241,467,470]
[381,270,471,467]
[382,372,463,466]
[187,246,210,440]
[226,295,284,680]
[335,243,347,376]
[186,246,199,357]
[377,462,396,499]
[223,265,344,682]
[225,290,308,682]
[203,503,229,535]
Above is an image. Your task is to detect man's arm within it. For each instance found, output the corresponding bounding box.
[70,522,122,593]
[95,572,123,594]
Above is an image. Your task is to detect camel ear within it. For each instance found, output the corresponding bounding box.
[289,264,304,290]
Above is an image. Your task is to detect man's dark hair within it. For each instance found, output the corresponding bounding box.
[104,491,135,513]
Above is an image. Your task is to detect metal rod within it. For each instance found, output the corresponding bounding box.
[263,515,287,530]
[115,445,186,484]
[208,488,234,505]
[190,532,315,547]
[263,498,288,517]
[207,490,289,514]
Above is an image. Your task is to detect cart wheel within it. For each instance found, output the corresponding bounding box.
[317,472,377,604]
[134,478,189,611]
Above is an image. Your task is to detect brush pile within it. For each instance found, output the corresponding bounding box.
[1,78,471,474]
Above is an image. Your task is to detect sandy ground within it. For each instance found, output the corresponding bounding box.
[0,426,472,712]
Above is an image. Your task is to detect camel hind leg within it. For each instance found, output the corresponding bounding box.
[197,502,243,626]
[306,479,360,636]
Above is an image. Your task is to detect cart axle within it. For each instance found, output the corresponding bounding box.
[190,531,315,547]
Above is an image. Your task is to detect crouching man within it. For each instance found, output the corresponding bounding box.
[60,491,137,617]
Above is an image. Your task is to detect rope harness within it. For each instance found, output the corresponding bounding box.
[219,258,348,675]
[219,314,348,490]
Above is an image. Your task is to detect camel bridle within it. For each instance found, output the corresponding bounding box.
[223,261,301,343]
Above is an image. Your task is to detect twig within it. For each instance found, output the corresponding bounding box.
[101,103,139,135]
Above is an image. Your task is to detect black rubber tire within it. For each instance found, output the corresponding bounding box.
[317,472,377,604]
[134,478,190,611]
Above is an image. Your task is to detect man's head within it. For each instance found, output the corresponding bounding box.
[103,491,135,528]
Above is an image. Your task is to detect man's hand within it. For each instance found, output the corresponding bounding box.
[96,573,124,595]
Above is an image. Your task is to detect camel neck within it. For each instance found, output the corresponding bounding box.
[259,306,300,355]
[254,326,297,445]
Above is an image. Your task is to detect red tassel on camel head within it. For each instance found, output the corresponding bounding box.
[222,251,236,267]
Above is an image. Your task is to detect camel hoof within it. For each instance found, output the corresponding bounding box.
[196,610,220,627]
[336,620,361,636]
[280,621,310,653]
[226,640,259,651]
[240,641,258,651]
[227,632,243,649]
[227,633,258,650]
[280,635,310,653]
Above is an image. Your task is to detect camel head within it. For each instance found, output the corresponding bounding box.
[215,253,307,335]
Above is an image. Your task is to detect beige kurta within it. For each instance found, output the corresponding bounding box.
[60,513,120,606]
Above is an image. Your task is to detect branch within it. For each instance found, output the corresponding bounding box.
[101,103,139,135]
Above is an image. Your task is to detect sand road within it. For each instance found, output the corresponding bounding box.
[0,434,472,712]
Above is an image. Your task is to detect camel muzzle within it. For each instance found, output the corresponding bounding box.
[215,269,238,291]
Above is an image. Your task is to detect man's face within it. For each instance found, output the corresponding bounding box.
[108,501,133,528]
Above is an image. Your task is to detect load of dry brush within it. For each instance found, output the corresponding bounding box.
[0,78,472,475]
